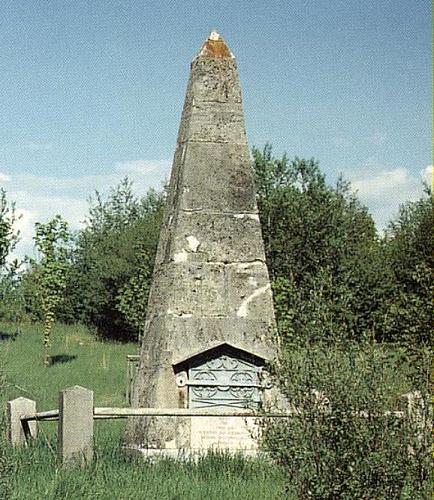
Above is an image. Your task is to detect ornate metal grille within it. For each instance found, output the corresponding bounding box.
[188,351,261,409]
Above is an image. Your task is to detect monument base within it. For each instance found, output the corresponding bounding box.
[124,416,261,460]
[126,447,262,461]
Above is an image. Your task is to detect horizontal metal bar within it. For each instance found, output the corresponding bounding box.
[20,409,59,422]
[94,407,289,418]
[20,407,406,421]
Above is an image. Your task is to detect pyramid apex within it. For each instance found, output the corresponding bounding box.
[195,31,234,59]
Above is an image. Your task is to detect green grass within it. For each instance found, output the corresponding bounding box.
[0,322,288,499]
[1,321,136,410]
[5,437,287,500]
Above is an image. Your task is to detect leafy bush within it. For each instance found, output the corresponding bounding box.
[262,342,431,499]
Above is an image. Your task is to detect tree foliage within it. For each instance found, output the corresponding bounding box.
[253,145,431,496]
[60,178,165,341]
[252,144,391,345]
[381,188,432,345]
[116,250,153,341]
[33,215,71,365]
[0,188,20,269]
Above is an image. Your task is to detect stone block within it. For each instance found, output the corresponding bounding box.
[172,212,265,264]
[148,262,227,318]
[185,107,247,144]
[190,58,242,104]
[7,397,37,446]
[179,142,256,212]
[58,385,93,466]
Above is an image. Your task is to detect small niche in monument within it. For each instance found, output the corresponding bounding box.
[173,343,269,452]
[175,344,264,409]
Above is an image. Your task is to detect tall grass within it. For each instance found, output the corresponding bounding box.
[5,435,287,500]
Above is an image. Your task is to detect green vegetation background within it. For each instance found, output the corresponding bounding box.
[0,146,431,498]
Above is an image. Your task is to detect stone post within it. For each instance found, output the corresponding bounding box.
[58,385,94,465]
[7,397,37,446]
[403,390,429,452]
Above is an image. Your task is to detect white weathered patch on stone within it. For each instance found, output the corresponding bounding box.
[233,213,260,221]
[248,277,258,287]
[174,250,188,263]
[246,214,260,221]
[237,284,271,318]
[186,235,200,252]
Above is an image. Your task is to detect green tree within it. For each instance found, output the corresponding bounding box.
[0,189,24,322]
[255,146,432,497]
[61,178,165,341]
[381,188,432,345]
[0,188,20,268]
[34,215,71,366]
[116,249,153,341]
[0,259,27,322]
[252,144,389,345]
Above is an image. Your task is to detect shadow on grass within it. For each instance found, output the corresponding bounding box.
[0,330,18,341]
[49,354,77,366]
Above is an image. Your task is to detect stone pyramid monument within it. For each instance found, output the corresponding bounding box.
[126,31,278,454]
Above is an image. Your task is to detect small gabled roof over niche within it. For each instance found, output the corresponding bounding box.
[172,341,267,370]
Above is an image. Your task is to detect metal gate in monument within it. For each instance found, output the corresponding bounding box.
[188,351,261,409]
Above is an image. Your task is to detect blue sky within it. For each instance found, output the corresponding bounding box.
[0,0,431,258]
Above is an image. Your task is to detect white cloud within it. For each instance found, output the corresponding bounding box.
[10,208,36,260]
[351,168,409,198]
[349,163,429,232]
[6,158,171,261]
[0,172,11,183]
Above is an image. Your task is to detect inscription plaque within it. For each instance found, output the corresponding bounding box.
[190,416,258,451]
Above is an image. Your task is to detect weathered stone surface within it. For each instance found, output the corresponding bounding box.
[7,397,37,446]
[58,385,93,465]
[126,31,278,454]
